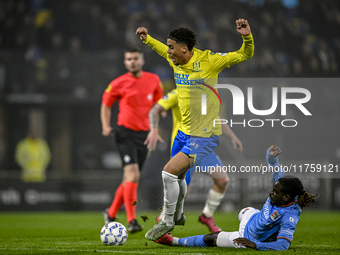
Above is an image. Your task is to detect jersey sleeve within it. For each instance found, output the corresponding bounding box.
[254,238,290,251]
[158,89,178,111]
[102,80,121,107]
[153,75,164,103]
[254,214,298,250]
[277,214,298,243]
[208,34,254,73]
[266,147,285,182]
[144,35,173,67]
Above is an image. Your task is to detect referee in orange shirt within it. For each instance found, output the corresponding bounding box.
[101,48,163,233]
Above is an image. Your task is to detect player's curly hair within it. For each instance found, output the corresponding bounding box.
[168,27,197,51]
[279,175,317,209]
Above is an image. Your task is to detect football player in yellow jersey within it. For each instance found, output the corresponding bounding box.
[137,19,254,240]
[145,89,243,234]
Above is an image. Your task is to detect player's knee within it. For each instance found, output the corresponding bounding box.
[215,177,229,191]
[163,159,177,174]
[203,231,221,247]
[123,166,140,182]
[163,155,190,175]
[163,164,175,175]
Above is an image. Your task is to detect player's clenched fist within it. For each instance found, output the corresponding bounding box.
[235,19,251,36]
[136,27,148,41]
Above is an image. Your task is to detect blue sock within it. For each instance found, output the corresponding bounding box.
[178,235,208,247]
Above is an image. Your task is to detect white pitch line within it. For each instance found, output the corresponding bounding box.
[0,248,208,255]
[293,245,332,247]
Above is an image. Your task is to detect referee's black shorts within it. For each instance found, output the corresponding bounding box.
[114,125,149,170]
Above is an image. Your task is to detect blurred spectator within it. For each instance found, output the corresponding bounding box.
[50,32,64,51]
[0,0,339,78]
[15,130,51,182]
[69,36,82,54]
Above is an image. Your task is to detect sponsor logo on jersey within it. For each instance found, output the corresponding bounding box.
[263,200,270,220]
[147,93,153,101]
[270,210,281,221]
[193,61,201,71]
[173,72,222,113]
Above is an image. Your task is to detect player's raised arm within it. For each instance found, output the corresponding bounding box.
[136,27,169,60]
[266,145,281,165]
[234,18,254,62]
[266,145,284,181]
[209,19,253,71]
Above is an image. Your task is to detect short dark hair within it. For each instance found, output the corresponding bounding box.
[168,27,197,51]
[125,48,143,54]
[124,48,143,58]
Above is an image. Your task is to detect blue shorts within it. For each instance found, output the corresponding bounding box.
[185,152,223,185]
[171,130,220,168]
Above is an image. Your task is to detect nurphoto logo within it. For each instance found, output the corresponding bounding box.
[201,84,312,128]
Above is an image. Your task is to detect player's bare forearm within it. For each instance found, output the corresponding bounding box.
[221,121,233,138]
[145,103,166,150]
[149,103,165,130]
[219,116,243,151]
[100,104,113,136]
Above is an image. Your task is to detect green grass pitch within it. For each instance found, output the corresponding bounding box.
[0,210,339,254]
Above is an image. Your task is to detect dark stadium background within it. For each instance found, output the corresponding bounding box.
[0,0,339,212]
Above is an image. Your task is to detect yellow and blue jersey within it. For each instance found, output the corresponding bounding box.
[144,33,254,137]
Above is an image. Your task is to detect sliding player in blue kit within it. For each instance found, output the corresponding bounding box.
[153,145,317,251]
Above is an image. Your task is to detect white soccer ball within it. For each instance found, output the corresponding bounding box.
[100,222,128,245]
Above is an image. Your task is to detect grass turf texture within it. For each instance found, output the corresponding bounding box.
[0,211,339,254]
